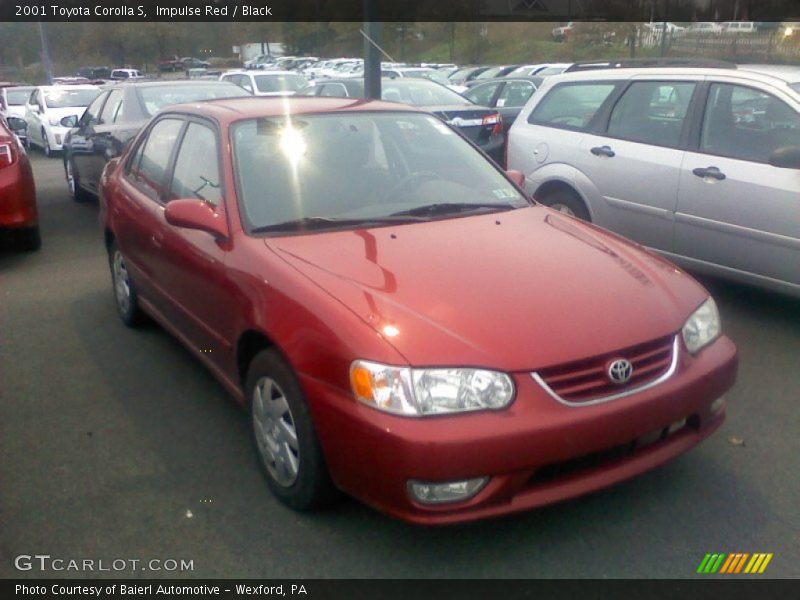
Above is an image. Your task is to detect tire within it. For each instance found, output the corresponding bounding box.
[246,349,337,511]
[108,241,145,327]
[65,157,90,202]
[538,188,591,221]
[42,130,53,158]
[14,226,41,252]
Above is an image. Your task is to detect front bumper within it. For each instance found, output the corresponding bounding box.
[46,126,69,151]
[301,335,737,524]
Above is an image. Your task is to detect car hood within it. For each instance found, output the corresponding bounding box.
[43,106,86,121]
[267,206,707,370]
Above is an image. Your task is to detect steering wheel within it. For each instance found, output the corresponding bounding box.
[384,171,442,201]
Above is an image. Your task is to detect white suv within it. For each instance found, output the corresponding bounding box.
[507,66,800,297]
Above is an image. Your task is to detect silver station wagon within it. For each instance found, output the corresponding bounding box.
[507,65,800,298]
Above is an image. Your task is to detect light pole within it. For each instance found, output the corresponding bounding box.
[37,21,53,84]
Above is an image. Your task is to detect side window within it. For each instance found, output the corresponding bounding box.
[607,81,696,148]
[129,118,184,201]
[464,82,501,107]
[700,83,800,163]
[80,91,107,127]
[529,83,616,131]
[169,122,222,206]
[496,81,536,108]
[99,89,123,124]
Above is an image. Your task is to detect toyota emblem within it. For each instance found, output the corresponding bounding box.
[607,359,633,385]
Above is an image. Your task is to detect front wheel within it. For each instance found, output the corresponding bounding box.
[108,241,145,327]
[246,349,337,511]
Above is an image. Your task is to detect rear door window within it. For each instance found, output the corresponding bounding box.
[529,83,616,130]
[699,83,800,163]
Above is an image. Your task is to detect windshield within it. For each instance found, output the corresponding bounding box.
[537,66,568,76]
[231,112,527,234]
[6,88,34,105]
[381,79,472,106]
[137,84,247,116]
[44,88,99,108]
[254,74,307,93]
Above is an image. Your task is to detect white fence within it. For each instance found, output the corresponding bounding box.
[636,29,800,61]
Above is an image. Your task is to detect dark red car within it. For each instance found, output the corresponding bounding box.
[99,97,737,524]
[1,116,39,251]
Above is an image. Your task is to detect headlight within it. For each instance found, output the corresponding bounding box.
[682,297,721,354]
[350,360,514,416]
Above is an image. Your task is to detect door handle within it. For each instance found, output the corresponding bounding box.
[692,166,726,181]
[590,145,615,157]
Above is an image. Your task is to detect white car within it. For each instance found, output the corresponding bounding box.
[688,22,724,34]
[722,21,758,34]
[24,85,100,157]
[110,69,144,80]
[219,70,308,96]
[0,85,34,120]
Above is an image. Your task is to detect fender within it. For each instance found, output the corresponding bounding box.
[525,162,607,224]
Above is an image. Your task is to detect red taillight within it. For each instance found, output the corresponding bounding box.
[0,142,16,169]
[482,113,503,137]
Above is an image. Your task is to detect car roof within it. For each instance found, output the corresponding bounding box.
[109,80,236,89]
[543,66,800,87]
[162,96,422,123]
[38,84,99,90]
[470,76,543,85]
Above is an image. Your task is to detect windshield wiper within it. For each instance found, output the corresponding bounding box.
[389,202,518,218]
[250,215,419,234]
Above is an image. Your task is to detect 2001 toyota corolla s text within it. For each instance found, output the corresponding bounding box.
[98,97,737,524]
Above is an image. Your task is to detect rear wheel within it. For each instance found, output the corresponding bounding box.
[14,226,41,252]
[246,349,337,511]
[42,130,53,158]
[538,188,591,221]
[66,158,90,202]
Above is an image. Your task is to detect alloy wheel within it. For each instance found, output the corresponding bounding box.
[252,376,300,487]
[112,250,131,315]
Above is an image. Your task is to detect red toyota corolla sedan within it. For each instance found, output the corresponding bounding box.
[1,116,39,251]
[99,97,737,524]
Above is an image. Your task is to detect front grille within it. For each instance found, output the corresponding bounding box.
[533,335,676,404]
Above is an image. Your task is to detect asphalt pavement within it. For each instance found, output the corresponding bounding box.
[1,154,798,578]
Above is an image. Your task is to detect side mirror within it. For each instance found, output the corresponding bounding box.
[506,169,526,188]
[60,115,79,128]
[768,146,800,169]
[6,116,27,133]
[164,199,228,239]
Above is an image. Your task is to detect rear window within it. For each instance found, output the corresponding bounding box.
[529,83,616,131]
[136,83,247,116]
[254,74,307,93]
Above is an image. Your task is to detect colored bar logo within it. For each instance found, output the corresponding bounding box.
[697,553,773,574]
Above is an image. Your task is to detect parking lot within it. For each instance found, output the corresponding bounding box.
[0,153,798,578]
